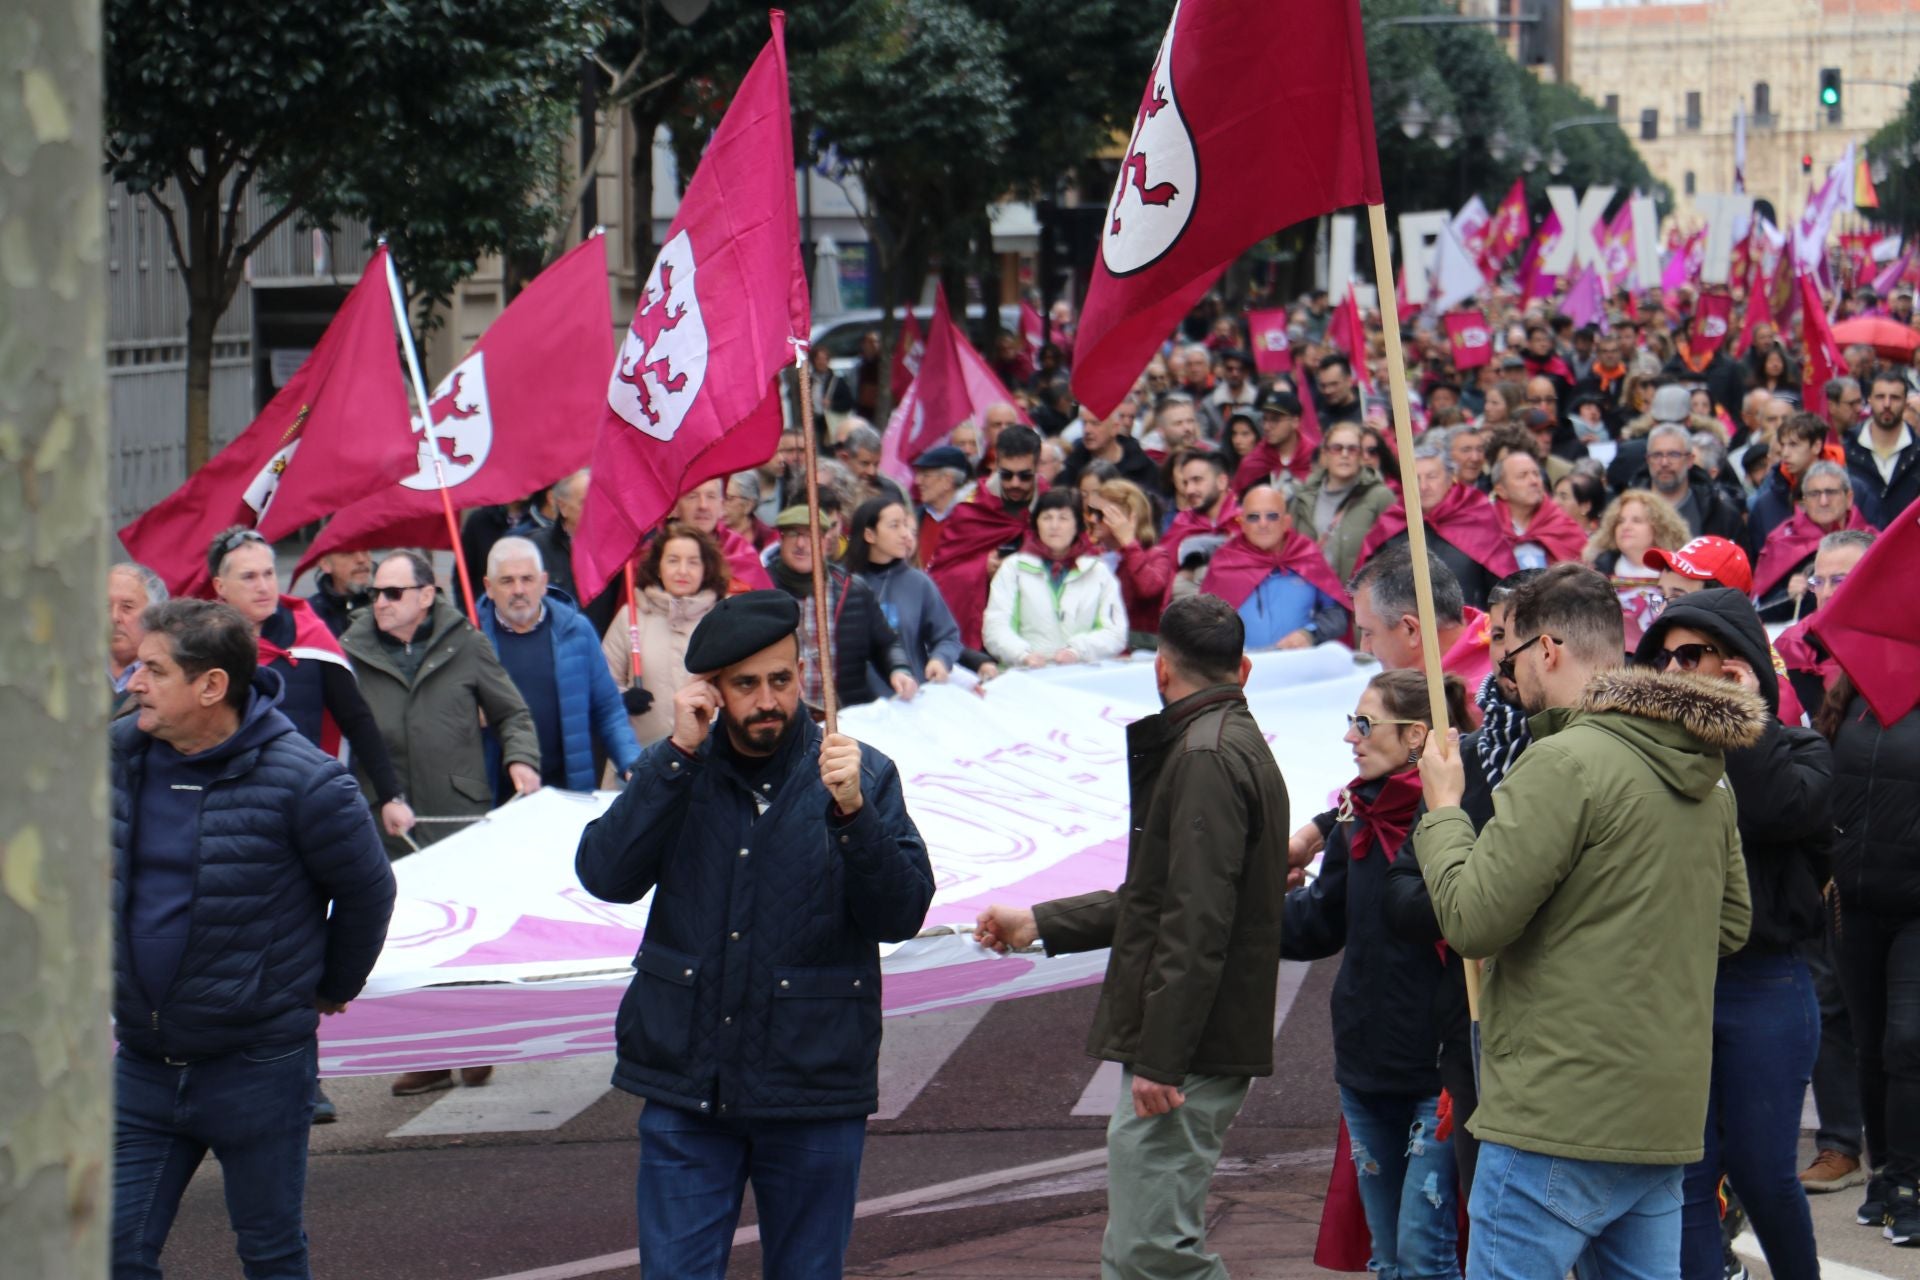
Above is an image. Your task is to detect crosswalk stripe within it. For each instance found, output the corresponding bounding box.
[875,1002,996,1120]
[388,1054,616,1137]
[1732,1230,1901,1280]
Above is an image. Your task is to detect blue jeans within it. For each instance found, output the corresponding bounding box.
[635,1101,865,1279]
[1679,951,1819,1280]
[1469,1142,1682,1280]
[1338,1087,1459,1280]
[112,1039,318,1279]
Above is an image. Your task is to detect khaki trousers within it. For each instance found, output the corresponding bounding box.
[1101,1067,1252,1280]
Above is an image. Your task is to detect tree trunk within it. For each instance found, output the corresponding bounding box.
[183,290,218,473]
[0,1,113,1273]
[180,176,230,475]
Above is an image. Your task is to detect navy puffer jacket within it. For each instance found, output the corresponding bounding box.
[111,669,397,1059]
[576,716,933,1119]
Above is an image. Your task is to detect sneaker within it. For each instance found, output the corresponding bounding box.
[1801,1148,1867,1192]
[1886,1182,1919,1246]
[391,1070,455,1097]
[311,1083,338,1125]
[1859,1172,1891,1227]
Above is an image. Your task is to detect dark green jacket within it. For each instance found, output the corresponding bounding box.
[1415,668,1762,1165]
[1287,465,1394,583]
[339,598,540,855]
[1034,685,1289,1084]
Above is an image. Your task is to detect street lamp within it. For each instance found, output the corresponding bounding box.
[1488,127,1511,163]
[1432,112,1460,150]
[1399,94,1430,140]
[1548,145,1567,176]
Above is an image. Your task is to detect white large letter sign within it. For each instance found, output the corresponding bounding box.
[1695,194,1755,286]
[1542,185,1616,276]
[1396,211,1450,306]
[1629,195,1662,290]
[1328,214,1358,303]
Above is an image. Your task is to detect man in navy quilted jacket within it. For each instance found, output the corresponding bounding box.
[577,590,934,1279]
[111,599,395,1279]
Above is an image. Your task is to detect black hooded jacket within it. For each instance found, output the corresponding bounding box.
[1634,588,1833,952]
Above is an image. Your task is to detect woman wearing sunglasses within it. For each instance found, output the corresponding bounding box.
[1288,421,1394,582]
[1284,669,1472,1280]
[1633,588,1834,1279]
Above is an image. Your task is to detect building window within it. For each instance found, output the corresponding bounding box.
[1604,93,1620,119]
[1641,108,1659,142]
[1684,170,1696,196]
[1685,91,1702,132]
[1753,82,1772,126]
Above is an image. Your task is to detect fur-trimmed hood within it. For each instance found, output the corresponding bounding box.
[1550,667,1768,803]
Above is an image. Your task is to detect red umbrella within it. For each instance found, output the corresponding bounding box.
[1830,316,1920,361]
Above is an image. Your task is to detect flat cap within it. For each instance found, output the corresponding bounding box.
[684,590,800,674]
[912,444,971,472]
[774,503,829,530]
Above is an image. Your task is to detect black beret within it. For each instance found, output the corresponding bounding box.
[684,590,800,674]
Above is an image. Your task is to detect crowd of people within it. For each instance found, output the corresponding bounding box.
[102,272,1920,1278]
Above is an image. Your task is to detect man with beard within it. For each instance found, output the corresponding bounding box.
[1232,388,1320,495]
[1845,368,1920,527]
[307,548,373,637]
[1636,424,1746,543]
[1097,450,1241,612]
[1415,563,1757,1279]
[927,424,1045,650]
[576,591,933,1278]
[1314,353,1365,427]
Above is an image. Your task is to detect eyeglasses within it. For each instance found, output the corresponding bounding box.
[1346,713,1424,738]
[1526,394,1558,406]
[372,584,426,602]
[1646,641,1719,672]
[1647,450,1693,464]
[997,467,1035,482]
[1242,511,1286,523]
[1806,572,1848,593]
[1324,442,1362,456]
[1497,632,1557,683]
[1803,487,1848,501]
[213,528,268,559]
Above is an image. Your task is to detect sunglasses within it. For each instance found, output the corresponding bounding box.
[997,467,1035,482]
[372,584,426,602]
[1324,442,1362,456]
[1243,511,1286,523]
[1347,713,1423,738]
[1497,632,1557,683]
[214,528,269,558]
[1646,641,1719,672]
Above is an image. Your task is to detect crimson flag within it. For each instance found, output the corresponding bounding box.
[1809,495,1920,724]
[1480,178,1529,274]
[297,235,614,571]
[1734,260,1774,357]
[119,246,414,598]
[1689,292,1734,358]
[572,14,809,604]
[891,310,925,402]
[879,284,1029,483]
[1798,272,1845,415]
[1246,308,1293,374]
[1019,299,1046,354]
[1070,0,1381,416]
[1330,292,1374,395]
[1444,310,1493,370]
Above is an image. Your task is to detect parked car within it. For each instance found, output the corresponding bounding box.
[811,304,1023,377]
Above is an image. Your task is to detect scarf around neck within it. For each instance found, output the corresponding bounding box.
[1473,674,1531,790]
[1337,768,1424,862]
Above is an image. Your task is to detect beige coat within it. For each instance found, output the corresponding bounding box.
[601,587,718,747]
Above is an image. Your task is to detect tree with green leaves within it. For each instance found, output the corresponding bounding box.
[104,1,607,472]
[1865,75,1920,239]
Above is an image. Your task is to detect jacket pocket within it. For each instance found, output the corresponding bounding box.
[615,942,700,1076]
[449,774,493,805]
[766,965,879,1096]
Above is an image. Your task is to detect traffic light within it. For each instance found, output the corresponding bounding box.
[1802,154,1814,175]
[1819,68,1842,120]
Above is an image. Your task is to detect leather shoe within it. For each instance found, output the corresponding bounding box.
[390,1070,455,1096]
[460,1065,494,1087]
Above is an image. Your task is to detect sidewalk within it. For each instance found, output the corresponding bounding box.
[849,1185,1329,1279]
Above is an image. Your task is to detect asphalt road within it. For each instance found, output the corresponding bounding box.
[154,962,1906,1279]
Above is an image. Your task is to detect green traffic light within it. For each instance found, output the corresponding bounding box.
[1821,87,1839,106]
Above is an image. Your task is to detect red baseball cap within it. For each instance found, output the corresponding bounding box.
[1643,536,1753,594]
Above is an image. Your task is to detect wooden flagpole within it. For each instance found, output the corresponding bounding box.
[791,349,838,734]
[624,560,643,686]
[1365,202,1479,1020]
[382,247,479,628]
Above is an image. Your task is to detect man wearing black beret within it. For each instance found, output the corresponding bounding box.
[575,589,934,1277]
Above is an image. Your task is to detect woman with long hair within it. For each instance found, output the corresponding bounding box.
[844,496,964,690]
[602,523,727,746]
[1816,670,1920,1248]
[1085,477,1162,646]
[1553,470,1607,536]
[1286,668,1474,1279]
[1583,489,1690,642]
[1480,380,1525,430]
